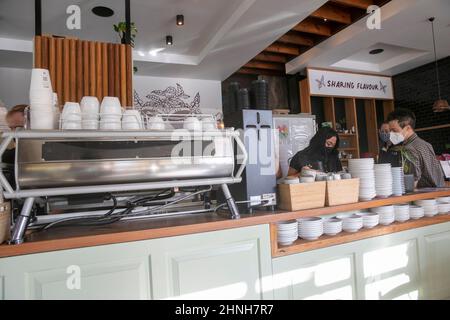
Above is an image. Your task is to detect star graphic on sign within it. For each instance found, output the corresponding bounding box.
[316,76,326,90]
[379,81,387,93]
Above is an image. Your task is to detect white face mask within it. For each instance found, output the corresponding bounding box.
[390,132,405,145]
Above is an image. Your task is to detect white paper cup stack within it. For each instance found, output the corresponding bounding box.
[359,212,380,229]
[337,214,363,233]
[61,102,82,130]
[100,97,122,130]
[29,69,56,129]
[298,217,323,241]
[348,158,376,201]
[391,167,405,196]
[394,204,410,222]
[80,96,100,130]
[374,164,393,198]
[371,206,395,225]
[414,199,438,217]
[323,218,343,236]
[409,205,425,220]
[277,220,299,246]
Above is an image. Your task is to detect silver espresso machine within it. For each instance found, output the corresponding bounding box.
[0,117,247,244]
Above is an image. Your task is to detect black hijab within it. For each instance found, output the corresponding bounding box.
[290,127,342,173]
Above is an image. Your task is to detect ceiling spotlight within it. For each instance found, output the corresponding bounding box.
[176,15,184,26]
[92,6,114,17]
[323,18,328,22]
[369,48,384,55]
[166,35,173,46]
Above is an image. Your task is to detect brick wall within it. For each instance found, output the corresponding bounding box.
[393,56,450,154]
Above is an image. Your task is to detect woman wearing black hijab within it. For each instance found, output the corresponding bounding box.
[288,127,342,175]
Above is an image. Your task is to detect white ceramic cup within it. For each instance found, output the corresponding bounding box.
[82,120,98,130]
[148,116,165,130]
[100,97,122,115]
[184,117,202,131]
[62,102,81,117]
[81,96,100,120]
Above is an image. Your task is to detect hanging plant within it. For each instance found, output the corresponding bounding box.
[113,22,138,47]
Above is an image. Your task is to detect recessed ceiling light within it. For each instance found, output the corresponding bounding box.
[176,15,184,26]
[369,48,384,55]
[323,18,328,22]
[92,6,114,17]
[166,35,173,46]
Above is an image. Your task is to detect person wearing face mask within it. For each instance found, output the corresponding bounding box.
[378,121,402,167]
[387,109,445,188]
[288,127,342,175]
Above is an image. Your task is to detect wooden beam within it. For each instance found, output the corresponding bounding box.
[265,43,300,56]
[311,3,352,25]
[293,18,332,36]
[244,61,285,71]
[253,53,287,64]
[331,0,374,10]
[237,67,284,76]
[278,32,314,47]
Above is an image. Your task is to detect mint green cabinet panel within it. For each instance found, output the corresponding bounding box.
[421,230,450,299]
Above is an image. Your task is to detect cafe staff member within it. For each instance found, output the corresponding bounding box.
[288,127,342,176]
[378,121,401,167]
[387,108,445,188]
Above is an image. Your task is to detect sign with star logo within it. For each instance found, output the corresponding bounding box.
[308,68,393,99]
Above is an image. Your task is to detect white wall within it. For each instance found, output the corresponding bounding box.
[0,67,31,109]
[133,75,222,115]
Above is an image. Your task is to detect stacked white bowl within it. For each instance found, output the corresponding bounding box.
[298,217,323,241]
[437,197,450,204]
[348,158,376,201]
[371,206,395,225]
[394,204,410,222]
[391,167,405,196]
[61,102,82,130]
[80,96,100,130]
[202,118,218,131]
[122,109,143,130]
[323,217,343,236]
[184,117,202,131]
[337,214,363,233]
[277,220,299,246]
[409,205,425,220]
[437,202,450,215]
[100,97,122,130]
[29,68,55,129]
[374,164,393,198]
[414,199,438,217]
[359,212,380,229]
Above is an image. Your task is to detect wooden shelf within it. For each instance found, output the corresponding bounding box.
[339,148,358,151]
[338,133,357,137]
[271,215,450,258]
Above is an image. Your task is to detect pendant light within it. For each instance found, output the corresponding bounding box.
[429,17,449,112]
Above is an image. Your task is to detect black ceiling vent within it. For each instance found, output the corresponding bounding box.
[92,6,115,17]
[369,48,384,55]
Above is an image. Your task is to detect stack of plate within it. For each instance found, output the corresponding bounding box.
[409,205,425,220]
[391,167,405,196]
[324,218,343,236]
[437,202,450,215]
[250,80,269,109]
[337,214,363,233]
[394,204,410,222]
[348,159,376,201]
[298,217,323,241]
[371,206,395,225]
[277,220,299,246]
[374,164,393,198]
[436,197,450,204]
[359,212,380,229]
[414,199,438,217]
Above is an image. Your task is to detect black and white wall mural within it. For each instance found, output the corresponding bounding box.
[134,83,201,115]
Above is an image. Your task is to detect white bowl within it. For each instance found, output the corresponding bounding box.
[81,96,100,119]
[62,102,81,117]
[62,120,82,130]
[100,97,122,115]
[148,116,166,130]
[184,117,202,131]
[82,120,98,130]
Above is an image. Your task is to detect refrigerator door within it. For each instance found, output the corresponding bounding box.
[273,114,317,178]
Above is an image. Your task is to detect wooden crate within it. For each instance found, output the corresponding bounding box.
[326,178,360,206]
[278,181,326,211]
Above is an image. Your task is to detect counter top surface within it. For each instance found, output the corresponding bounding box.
[1,188,450,258]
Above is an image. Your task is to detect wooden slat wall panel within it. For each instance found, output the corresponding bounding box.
[34,36,132,106]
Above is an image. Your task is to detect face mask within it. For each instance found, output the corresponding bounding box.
[390,132,405,145]
[379,131,390,143]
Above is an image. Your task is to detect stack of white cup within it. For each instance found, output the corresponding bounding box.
[81,96,100,130]
[61,102,82,130]
[100,97,122,130]
[29,68,55,129]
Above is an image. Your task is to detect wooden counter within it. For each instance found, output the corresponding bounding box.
[1,188,450,258]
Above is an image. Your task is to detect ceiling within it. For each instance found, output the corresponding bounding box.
[286,0,450,76]
[0,0,325,79]
[0,0,449,80]
[238,0,392,76]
